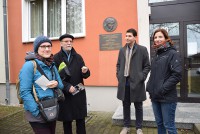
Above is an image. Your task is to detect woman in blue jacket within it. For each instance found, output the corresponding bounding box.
[147,29,182,134]
[19,36,64,134]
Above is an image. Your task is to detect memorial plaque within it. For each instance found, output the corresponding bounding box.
[99,33,122,51]
[103,17,117,32]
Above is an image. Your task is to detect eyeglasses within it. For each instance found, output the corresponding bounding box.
[61,40,73,44]
[39,45,52,49]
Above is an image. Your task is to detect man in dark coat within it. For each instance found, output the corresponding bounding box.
[116,28,150,134]
[54,34,90,134]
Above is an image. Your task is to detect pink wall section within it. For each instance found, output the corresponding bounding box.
[7,0,138,86]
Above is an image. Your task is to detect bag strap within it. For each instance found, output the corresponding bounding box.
[35,60,55,81]
[31,60,39,102]
[34,60,57,98]
[35,61,49,80]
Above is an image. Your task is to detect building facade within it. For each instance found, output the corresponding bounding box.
[1,0,199,111]
[0,0,150,111]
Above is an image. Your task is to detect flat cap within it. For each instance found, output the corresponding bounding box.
[59,34,74,41]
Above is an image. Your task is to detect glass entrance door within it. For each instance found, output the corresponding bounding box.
[185,22,200,98]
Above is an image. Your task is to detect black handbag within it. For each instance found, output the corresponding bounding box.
[38,97,59,122]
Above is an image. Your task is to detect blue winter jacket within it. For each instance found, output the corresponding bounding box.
[146,46,182,102]
[19,59,64,117]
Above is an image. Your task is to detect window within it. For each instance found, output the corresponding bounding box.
[149,0,176,3]
[149,22,179,37]
[149,22,180,57]
[22,0,85,42]
[187,24,200,56]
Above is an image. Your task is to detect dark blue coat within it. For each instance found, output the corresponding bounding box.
[146,46,182,102]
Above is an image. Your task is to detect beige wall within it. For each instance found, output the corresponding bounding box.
[0,0,6,83]
[137,0,151,105]
[137,0,151,52]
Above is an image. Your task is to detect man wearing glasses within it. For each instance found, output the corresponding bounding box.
[54,34,90,134]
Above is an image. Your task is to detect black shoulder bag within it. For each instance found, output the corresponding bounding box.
[35,62,64,122]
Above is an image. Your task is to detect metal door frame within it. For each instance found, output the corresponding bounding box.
[178,20,200,102]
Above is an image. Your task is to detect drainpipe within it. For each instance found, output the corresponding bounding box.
[3,0,10,105]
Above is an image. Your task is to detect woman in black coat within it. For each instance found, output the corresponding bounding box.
[54,34,90,134]
[147,29,182,134]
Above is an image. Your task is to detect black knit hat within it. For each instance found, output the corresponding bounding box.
[59,34,74,41]
[34,36,52,53]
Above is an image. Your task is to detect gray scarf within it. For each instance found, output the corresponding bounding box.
[124,45,133,77]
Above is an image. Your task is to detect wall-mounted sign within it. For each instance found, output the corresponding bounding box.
[103,17,117,32]
[99,33,122,51]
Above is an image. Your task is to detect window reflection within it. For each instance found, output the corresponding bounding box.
[187,24,200,97]
[149,23,179,37]
[66,0,83,34]
[149,0,176,3]
[187,24,200,57]
[188,68,200,97]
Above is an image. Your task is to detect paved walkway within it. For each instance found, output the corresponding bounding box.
[0,105,195,134]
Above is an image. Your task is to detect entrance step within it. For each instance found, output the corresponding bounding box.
[112,103,200,129]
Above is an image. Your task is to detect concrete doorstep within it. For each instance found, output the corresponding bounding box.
[194,124,200,134]
[112,102,200,133]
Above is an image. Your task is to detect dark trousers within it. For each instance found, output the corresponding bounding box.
[63,118,86,134]
[122,85,143,129]
[29,121,56,134]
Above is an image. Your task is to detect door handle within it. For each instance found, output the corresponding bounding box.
[184,64,190,71]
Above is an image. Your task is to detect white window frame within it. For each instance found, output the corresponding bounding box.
[22,0,86,42]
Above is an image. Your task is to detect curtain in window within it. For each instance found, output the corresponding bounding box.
[66,0,83,34]
[48,0,61,37]
[31,0,43,38]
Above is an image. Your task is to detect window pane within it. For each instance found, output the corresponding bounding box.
[149,0,176,3]
[66,0,83,34]
[187,24,200,97]
[188,68,200,97]
[149,22,179,37]
[47,0,61,37]
[187,24,200,57]
[30,0,43,38]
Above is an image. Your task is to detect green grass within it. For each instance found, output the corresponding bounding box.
[0,105,23,119]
